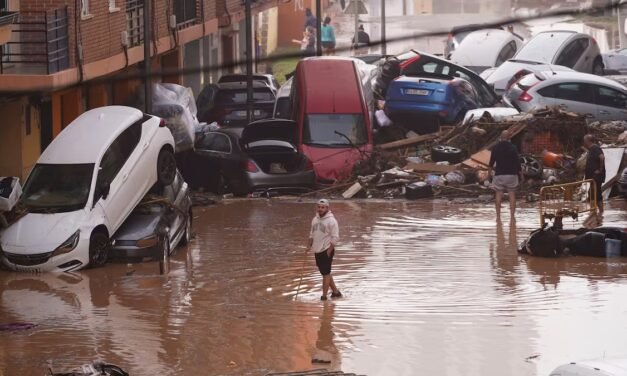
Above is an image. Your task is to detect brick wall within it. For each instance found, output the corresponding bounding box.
[78,2,126,64]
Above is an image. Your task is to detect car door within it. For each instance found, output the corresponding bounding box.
[593,85,627,121]
[537,82,597,116]
[94,120,142,232]
[164,172,185,242]
[554,38,589,71]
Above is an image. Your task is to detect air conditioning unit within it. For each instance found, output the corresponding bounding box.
[169,14,176,29]
[121,30,129,47]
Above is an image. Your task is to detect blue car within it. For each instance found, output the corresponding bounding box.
[384,75,480,134]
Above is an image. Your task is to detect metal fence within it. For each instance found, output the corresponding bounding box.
[126,0,144,47]
[0,7,70,74]
[539,179,598,226]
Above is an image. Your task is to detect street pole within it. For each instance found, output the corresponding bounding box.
[316,0,322,56]
[144,0,152,114]
[381,0,386,55]
[245,0,254,124]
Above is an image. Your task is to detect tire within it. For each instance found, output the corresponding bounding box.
[179,210,192,246]
[592,58,604,76]
[431,145,464,164]
[89,231,110,268]
[157,148,176,186]
[520,154,543,179]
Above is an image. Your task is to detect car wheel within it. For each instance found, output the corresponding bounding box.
[520,154,543,179]
[179,210,192,246]
[431,145,464,164]
[214,173,228,195]
[89,231,110,268]
[157,148,176,186]
[160,234,171,259]
[592,58,604,76]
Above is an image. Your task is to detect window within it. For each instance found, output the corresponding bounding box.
[496,41,518,67]
[197,133,232,154]
[174,0,197,26]
[554,38,588,68]
[542,83,594,103]
[595,86,627,109]
[303,114,368,147]
[81,0,90,17]
[109,0,118,11]
[95,120,142,200]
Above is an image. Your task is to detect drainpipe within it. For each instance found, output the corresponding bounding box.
[245,0,253,124]
[144,0,152,114]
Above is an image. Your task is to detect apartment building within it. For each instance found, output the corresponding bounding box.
[0,0,282,180]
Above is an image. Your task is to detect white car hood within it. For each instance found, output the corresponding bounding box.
[484,61,573,91]
[1,210,86,253]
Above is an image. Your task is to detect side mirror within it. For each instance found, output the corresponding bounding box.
[101,183,111,200]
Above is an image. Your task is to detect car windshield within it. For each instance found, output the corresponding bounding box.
[215,89,274,105]
[21,163,94,213]
[303,114,368,147]
[513,32,573,63]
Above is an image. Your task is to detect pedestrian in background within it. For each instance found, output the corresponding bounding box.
[307,199,342,301]
[293,26,316,58]
[584,134,606,214]
[351,24,371,55]
[304,8,317,31]
[489,130,524,220]
[321,17,336,55]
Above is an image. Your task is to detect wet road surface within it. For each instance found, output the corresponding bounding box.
[1,199,626,375]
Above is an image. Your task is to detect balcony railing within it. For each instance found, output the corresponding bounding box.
[126,0,144,47]
[174,0,198,29]
[0,7,70,75]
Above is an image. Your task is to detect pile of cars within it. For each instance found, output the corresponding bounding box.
[0,107,192,272]
[370,26,624,136]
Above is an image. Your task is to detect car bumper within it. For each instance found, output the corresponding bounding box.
[109,244,161,261]
[0,238,90,273]
[384,104,444,132]
[246,170,316,192]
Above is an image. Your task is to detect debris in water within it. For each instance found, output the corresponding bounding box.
[0,322,37,331]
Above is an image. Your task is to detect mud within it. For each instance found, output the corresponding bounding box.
[1,199,627,375]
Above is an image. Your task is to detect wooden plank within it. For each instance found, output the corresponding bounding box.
[404,162,458,173]
[342,182,363,199]
[377,133,439,150]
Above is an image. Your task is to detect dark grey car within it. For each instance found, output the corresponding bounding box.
[110,171,192,262]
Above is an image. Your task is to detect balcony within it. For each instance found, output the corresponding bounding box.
[0,7,70,75]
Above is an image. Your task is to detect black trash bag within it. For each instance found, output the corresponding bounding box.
[563,231,607,257]
[521,227,561,257]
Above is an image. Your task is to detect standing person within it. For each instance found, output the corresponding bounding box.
[321,17,336,55]
[489,130,524,219]
[304,8,317,31]
[308,199,342,301]
[292,26,316,58]
[584,134,606,214]
[351,24,371,55]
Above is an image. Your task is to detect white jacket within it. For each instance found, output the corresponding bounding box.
[309,211,339,254]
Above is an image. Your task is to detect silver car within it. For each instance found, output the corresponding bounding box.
[504,71,627,121]
[603,48,627,74]
[482,30,604,94]
[450,29,523,74]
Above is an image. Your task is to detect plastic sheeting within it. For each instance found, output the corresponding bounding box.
[151,83,198,153]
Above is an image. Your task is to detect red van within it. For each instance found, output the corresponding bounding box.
[290,57,373,184]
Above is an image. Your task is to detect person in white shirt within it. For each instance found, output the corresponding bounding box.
[308,199,342,301]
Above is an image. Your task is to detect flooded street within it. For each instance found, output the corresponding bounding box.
[1,199,627,376]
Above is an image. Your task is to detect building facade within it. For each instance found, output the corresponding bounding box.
[0,0,282,180]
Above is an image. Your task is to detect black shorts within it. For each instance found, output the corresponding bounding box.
[315,249,334,276]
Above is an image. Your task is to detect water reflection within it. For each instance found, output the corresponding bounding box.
[0,199,626,376]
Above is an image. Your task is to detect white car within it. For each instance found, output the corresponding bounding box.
[450,29,524,74]
[550,358,627,375]
[482,30,604,94]
[0,106,176,272]
[503,70,627,121]
[273,77,293,119]
[603,48,627,74]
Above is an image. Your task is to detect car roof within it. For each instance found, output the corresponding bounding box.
[554,358,627,375]
[39,106,145,164]
[452,30,518,65]
[536,70,627,91]
[297,57,363,114]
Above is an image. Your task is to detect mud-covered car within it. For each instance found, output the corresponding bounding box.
[110,171,192,262]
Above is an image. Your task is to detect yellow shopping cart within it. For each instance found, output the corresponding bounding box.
[539,179,598,227]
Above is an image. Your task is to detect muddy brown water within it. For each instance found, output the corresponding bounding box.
[1,199,626,376]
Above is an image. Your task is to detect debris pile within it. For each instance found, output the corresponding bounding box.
[309,107,627,201]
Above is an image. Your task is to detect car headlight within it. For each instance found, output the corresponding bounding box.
[53,230,80,256]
